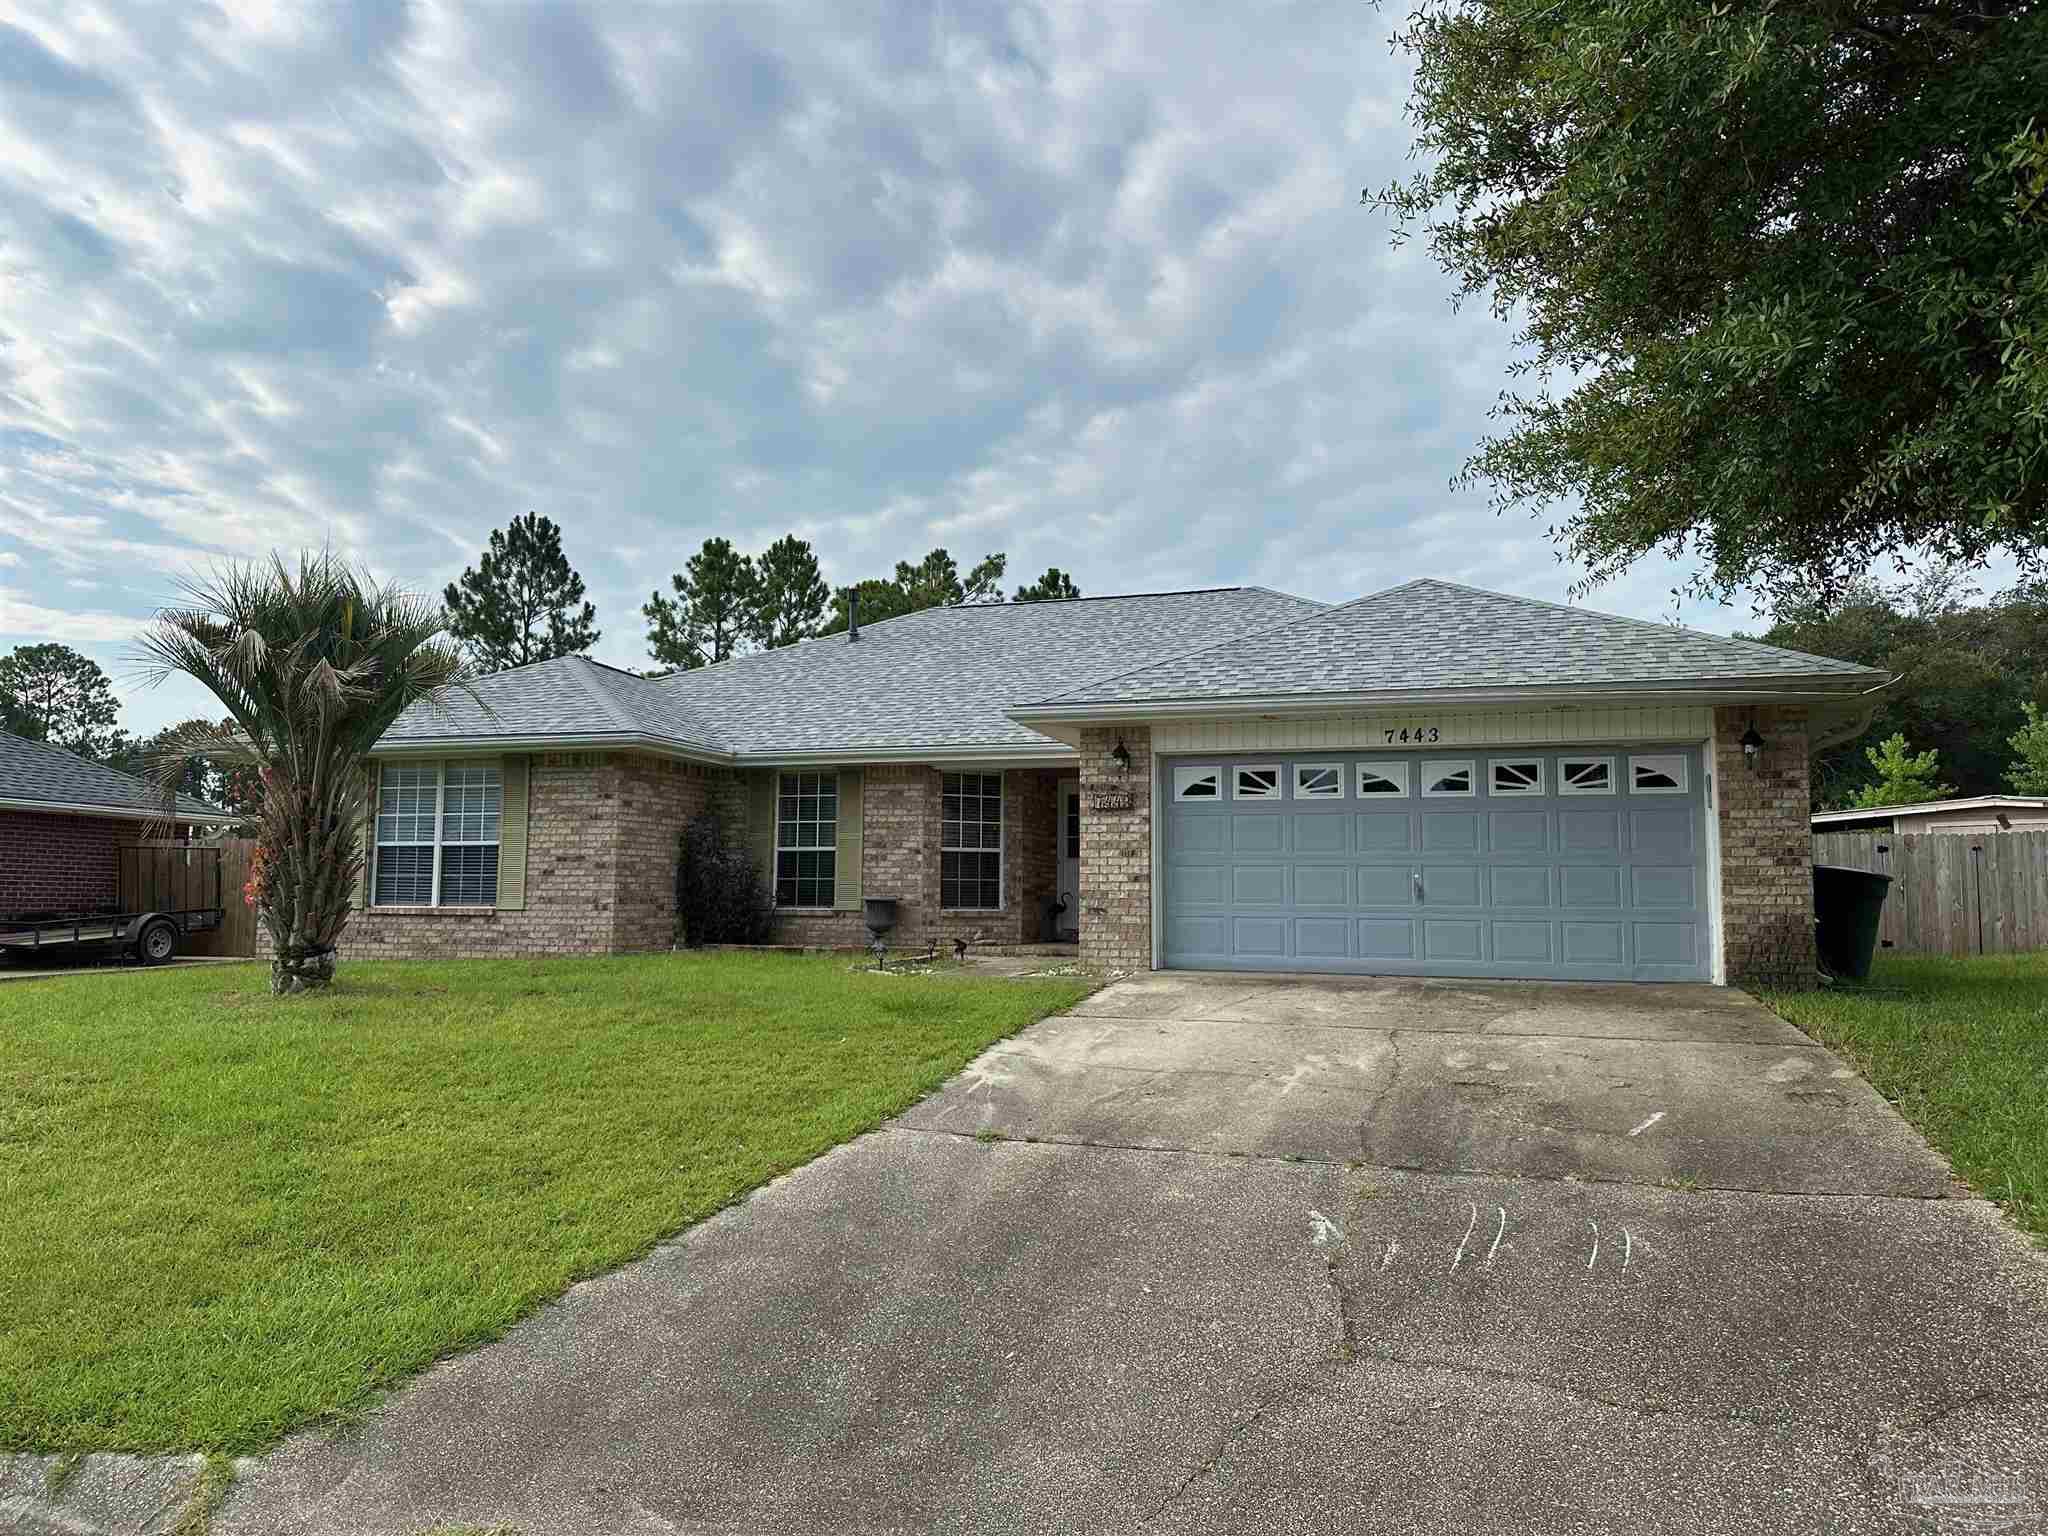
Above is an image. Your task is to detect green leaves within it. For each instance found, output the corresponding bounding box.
[1848,733,1955,809]
[1376,0,2048,602]
[0,643,121,760]
[2006,703,2048,795]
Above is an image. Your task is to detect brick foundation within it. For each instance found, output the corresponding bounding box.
[1715,705,1818,990]
[1078,726,1152,971]
[0,810,130,916]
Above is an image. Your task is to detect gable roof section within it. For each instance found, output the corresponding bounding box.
[1019,579,1891,711]
[376,655,729,756]
[0,730,221,820]
[374,587,1327,759]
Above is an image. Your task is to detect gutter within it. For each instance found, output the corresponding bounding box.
[1006,674,1895,725]
[369,734,1077,768]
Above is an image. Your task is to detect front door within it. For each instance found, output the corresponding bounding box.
[1057,777,1081,939]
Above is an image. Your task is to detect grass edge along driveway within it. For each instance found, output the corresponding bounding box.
[1,951,1097,1456]
[1768,951,2048,1241]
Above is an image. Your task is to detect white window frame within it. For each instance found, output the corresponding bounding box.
[1355,760,1409,798]
[1629,753,1689,795]
[1488,758,1545,797]
[1232,763,1283,800]
[372,759,501,908]
[1558,757,1616,796]
[1172,764,1222,802]
[775,771,839,909]
[1420,759,1476,798]
[1293,762,1346,799]
[941,771,1004,911]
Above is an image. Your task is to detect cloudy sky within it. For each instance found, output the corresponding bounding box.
[3,0,1744,735]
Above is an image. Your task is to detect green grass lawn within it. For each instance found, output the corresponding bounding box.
[1769,952,2048,1239]
[0,951,1095,1455]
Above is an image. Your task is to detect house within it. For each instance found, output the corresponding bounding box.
[0,730,221,918]
[1811,796,2048,836]
[350,579,1891,989]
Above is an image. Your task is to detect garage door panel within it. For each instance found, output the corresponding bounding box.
[1294,865,1350,906]
[1232,916,1288,957]
[1357,918,1416,958]
[1355,865,1413,906]
[1293,814,1349,852]
[1492,866,1552,907]
[1630,809,1694,857]
[1232,816,1284,853]
[1422,812,1479,851]
[1492,921,1553,963]
[1562,922,1625,964]
[1421,864,1482,907]
[1488,810,1549,851]
[1164,749,1709,982]
[1423,919,1483,961]
[1560,865,1623,907]
[1356,812,1413,851]
[1231,865,1287,905]
[1294,917,1351,957]
[1560,811,1620,851]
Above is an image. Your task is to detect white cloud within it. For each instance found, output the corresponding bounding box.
[0,587,144,644]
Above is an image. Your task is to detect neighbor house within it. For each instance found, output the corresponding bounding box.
[349,579,1890,989]
[1811,796,2048,836]
[0,729,220,918]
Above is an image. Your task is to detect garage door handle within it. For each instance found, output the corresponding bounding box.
[1413,867,1423,902]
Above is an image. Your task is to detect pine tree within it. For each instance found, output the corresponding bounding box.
[1847,735,1955,809]
[645,537,759,670]
[0,643,122,758]
[443,512,600,673]
[2006,704,2048,796]
[1013,567,1082,602]
[751,535,829,649]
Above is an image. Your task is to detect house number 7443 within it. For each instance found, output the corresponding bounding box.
[1384,726,1442,744]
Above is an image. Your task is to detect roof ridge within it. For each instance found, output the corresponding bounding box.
[564,655,644,734]
[1024,587,1341,704]
[1403,578,1873,673]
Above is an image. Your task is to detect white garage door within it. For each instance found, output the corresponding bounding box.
[1162,748,1711,981]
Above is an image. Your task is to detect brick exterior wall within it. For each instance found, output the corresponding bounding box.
[0,810,129,916]
[1078,725,1152,971]
[339,752,716,961]
[768,766,1066,948]
[1715,704,1818,990]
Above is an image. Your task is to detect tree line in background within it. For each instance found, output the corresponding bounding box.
[438,511,1082,676]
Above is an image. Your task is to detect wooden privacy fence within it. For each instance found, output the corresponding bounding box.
[1812,830,2048,957]
[118,838,259,958]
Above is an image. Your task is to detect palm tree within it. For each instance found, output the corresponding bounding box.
[137,552,470,994]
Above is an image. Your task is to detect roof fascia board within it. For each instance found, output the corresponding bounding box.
[1009,677,1891,723]
[0,796,224,822]
[370,733,734,765]
[1812,795,2048,823]
[733,742,1076,768]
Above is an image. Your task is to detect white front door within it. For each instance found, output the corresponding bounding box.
[1057,777,1080,939]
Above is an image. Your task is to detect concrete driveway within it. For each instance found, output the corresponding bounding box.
[29,973,2048,1534]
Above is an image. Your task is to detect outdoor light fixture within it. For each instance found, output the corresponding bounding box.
[1111,736,1132,776]
[1740,719,1766,770]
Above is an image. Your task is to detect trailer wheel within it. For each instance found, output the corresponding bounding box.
[137,920,178,965]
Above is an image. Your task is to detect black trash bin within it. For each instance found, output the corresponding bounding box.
[1813,864,1892,981]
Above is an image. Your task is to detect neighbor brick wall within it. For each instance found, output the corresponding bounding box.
[1078,725,1152,971]
[0,810,127,916]
[338,752,720,961]
[1715,704,1818,990]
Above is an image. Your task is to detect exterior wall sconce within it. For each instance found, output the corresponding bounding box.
[1110,736,1132,776]
[1740,719,1766,770]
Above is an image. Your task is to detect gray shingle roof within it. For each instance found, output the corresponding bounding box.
[1029,579,1889,706]
[377,587,1327,756]
[0,731,221,819]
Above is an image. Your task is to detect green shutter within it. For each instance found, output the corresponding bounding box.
[749,769,778,896]
[355,764,375,908]
[496,754,529,910]
[834,769,863,910]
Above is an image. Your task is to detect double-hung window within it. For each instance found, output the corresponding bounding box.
[775,772,837,907]
[941,772,1002,910]
[373,760,501,906]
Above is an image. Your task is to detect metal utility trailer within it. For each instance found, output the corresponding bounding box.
[0,845,226,965]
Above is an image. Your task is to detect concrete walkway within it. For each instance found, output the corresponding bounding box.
[14,974,2048,1534]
